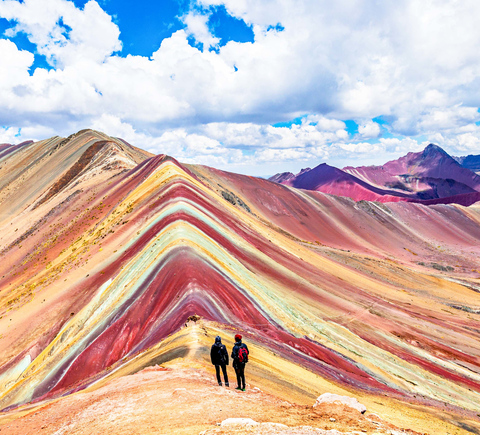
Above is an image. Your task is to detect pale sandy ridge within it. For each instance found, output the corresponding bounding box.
[0,322,475,435]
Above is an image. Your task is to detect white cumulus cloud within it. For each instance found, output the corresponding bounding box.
[358,121,381,139]
[1,0,480,173]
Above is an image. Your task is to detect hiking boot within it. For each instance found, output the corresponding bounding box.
[241,388,245,391]
[235,386,242,390]
[218,382,222,386]
[225,382,229,387]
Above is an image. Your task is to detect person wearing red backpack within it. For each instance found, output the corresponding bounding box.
[231,334,249,391]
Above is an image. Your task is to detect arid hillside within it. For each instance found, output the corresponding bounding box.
[0,131,479,434]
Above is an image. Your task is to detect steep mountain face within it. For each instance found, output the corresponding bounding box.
[270,144,480,205]
[344,144,480,192]
[0,131,152,226]
[0,132,480,434]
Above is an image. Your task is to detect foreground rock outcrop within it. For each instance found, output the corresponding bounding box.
[314,393,367,414]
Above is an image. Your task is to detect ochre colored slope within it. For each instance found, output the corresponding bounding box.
[1,322,477,435]
[0,132,479,434]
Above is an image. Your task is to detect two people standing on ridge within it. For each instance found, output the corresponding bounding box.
[210,334,249,391]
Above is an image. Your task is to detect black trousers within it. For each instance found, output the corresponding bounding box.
[234,363,246,389]
[215,364,228,384]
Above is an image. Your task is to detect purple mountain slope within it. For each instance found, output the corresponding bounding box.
[344,144,480,194]
[269,144,480,205]
[271,163,411,202]
[269,172,295,184]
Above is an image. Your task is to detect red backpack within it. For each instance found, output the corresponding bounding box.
[238,345,248,363]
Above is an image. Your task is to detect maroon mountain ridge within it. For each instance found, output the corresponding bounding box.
[270,144,480,206]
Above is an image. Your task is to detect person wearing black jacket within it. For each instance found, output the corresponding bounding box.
[210,336,229,386]
[231,334,249,391]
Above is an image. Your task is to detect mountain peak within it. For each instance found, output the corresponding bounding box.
[271,142,480,203]
[422,143,449,157]
[297,167,312,176]
[269,171,295,183]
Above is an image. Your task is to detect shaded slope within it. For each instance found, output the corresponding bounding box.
[455,153,480,174]
[35,140,111,208]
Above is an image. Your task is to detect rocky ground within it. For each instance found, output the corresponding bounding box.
[0,364,429,435]
[0,320,477,435]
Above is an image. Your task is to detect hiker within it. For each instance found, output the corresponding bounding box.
[210,336,229,386]
[231,334,249,391]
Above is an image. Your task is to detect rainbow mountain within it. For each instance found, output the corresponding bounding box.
[0,130,479,434]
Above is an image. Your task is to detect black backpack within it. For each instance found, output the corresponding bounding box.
[217,345,227,364]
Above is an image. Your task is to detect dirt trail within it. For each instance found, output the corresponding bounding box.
[0,364,425,435]
[0,322,475,435]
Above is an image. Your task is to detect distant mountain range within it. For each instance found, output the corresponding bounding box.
[454,153,480,173]
[270,144,480,206]
[0,140,34,159]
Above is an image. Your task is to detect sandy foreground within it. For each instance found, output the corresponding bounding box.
[0,322,478,435]
[0,364,423,435]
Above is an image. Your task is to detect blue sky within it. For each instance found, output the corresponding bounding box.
[1,0,480,175]
[94,1,187,56]
[91,1,254,55]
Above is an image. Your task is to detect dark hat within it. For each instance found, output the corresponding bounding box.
[215,335,222,343]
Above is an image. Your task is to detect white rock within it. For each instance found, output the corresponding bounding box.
[220,418,259,427]
[314,393,367,414]
[260,422,288,428]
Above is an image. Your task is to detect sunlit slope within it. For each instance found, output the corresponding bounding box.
[189,164,480,407]
[192,164,480,270]
[0,134,478,432]
[0,129,151,226]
